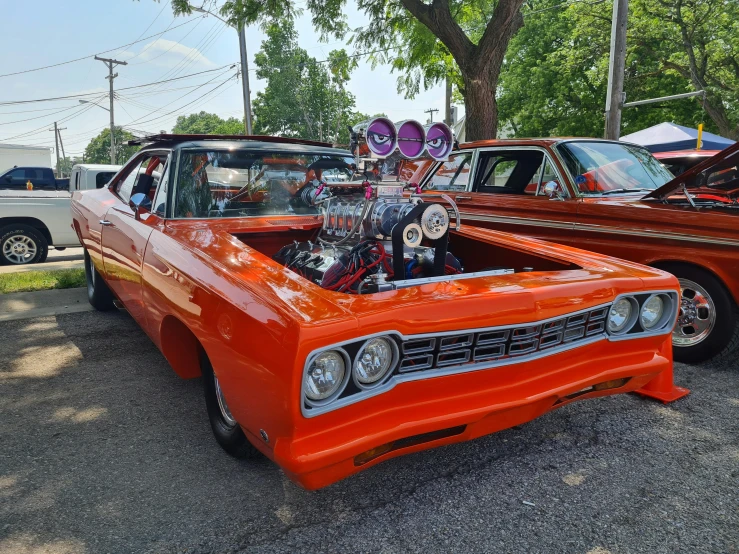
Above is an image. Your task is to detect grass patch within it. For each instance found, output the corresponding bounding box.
[0,268,86,294]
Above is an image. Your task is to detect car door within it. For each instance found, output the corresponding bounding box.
[101,151,169,325]
[424,147,580,247]
[1,168,28,190]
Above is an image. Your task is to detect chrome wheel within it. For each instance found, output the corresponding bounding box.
[2,234,37,264]
[214,375,237,427]
[674,278,716,347]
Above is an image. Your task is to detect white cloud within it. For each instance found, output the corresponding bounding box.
[131,38,216,69]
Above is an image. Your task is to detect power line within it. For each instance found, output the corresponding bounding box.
[0,16,204,79]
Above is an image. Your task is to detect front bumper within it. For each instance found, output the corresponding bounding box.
[272,335,685,490]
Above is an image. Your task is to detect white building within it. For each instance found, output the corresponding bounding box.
[0,144,53,173]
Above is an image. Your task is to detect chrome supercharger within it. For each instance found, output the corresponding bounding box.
[273,118,474,294]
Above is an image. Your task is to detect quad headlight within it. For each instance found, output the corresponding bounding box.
[640,294,664,330]
[607,297,635,334]
[353,337,398,387]
[304,349,348,402]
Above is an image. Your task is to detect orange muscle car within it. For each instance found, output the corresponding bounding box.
[414,139,739,364]
[71,134,686,490]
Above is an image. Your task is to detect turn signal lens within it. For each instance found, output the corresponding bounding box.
[305,350,346,401]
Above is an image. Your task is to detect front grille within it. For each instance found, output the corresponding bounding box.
[398,305,609,374]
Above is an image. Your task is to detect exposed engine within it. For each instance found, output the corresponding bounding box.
[274,183,464,294]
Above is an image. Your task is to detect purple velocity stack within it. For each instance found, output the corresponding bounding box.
[395,120,426,159]
[424,123,453,161]
[364,117,397,158]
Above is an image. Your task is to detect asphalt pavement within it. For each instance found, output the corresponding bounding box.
[0,309,736,554]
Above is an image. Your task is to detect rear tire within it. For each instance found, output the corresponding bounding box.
[0,224,48,265]
[201,351,260,459]
[84,249,116,311]
[660,264,738,364]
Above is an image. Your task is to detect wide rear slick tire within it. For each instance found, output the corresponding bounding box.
[84,249,116,311]
[662,264,738,364]
[201,352,259,459]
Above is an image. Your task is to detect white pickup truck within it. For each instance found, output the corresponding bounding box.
[0,164,120,265]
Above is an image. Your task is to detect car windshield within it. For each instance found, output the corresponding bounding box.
[174,149,355,218]
[556,141,673,195]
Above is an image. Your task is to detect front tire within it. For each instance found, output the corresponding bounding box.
[0,224,48,265]
[662,264,739,364]
[84,249,115,311]
[201,352,260,459]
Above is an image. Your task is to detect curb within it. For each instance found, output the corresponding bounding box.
[0,287,93,322]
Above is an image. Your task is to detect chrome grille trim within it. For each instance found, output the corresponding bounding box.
[398,305,612,373]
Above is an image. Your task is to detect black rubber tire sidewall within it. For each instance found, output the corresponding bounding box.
[0,225,48,265]
[84,249,116,311]
[201,351,259,459]
[663,264,738,364]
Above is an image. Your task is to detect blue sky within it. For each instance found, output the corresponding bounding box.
[1,0,451,159]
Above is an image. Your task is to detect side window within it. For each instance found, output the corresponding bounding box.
[95,172,115,189]
[425,152,472,191]
[153,162,170,216]
[474,150,546,195]
[115,159,145,202]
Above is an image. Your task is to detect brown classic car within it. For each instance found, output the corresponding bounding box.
[413,139,739,363]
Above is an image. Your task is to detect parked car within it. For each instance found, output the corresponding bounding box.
[413,138,739,363]
[0,164,120,265]
[654,149,721,176]
[71,133,686,489]
[0,166,69,191]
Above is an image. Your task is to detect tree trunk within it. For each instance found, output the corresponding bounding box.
[463,73,498,141]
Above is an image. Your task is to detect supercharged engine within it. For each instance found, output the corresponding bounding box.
[273,183,464,294]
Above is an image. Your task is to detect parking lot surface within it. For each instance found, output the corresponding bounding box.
[0,310,736,554]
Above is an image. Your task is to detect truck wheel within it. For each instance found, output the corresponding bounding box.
[201,351,260,459]
[662,264,739,364]
[84,249,115,311]
[0,225,48,265]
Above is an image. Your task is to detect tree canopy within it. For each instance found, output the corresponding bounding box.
[497,0,739,139]
[251,18,363,144]
[171,111,245,134]
[83,128,140,165]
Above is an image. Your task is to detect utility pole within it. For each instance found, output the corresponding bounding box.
[94,56,127,164]
[604,0,628,140]
[444,77,453,127]
[238,26,253,134]
[425,108,439,123]
[51,123,60,177]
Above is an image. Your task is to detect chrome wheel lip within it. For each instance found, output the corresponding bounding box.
[2,234,37,264]
[673,278,717,347]
[214,375,238,427]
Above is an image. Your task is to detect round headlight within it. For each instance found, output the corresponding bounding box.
[640,295,664,330]
[304,350,346,401]
[608,297,634,333]
[354,337,396,385]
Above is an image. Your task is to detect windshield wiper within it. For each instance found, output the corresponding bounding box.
[598,188,653,195]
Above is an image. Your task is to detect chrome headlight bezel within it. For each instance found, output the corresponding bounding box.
[303,348,351,407]
[352,337,400,390]
[606,291,678,339]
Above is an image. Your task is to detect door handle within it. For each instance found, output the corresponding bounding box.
[99,220,113,226]
[455,196,472,201]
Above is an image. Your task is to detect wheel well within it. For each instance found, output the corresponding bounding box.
[159,315,204,379]
[0,217,53,245]
[649,259,737,307]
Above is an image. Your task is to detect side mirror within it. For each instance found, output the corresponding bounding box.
[129,192,152,221]
[543,181,565,201]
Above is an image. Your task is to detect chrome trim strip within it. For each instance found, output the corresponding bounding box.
[458,212,739,247]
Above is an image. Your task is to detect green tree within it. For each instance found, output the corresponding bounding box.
[497,0,738,139]
[172,111,245,134]
[170,0,527,141]
[83,128,140,165]
[251,18,362,144]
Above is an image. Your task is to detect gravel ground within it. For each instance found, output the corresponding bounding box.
[0,310,736,554]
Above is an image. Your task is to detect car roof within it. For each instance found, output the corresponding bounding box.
[456,137,647,150]
[138,137,351,157]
